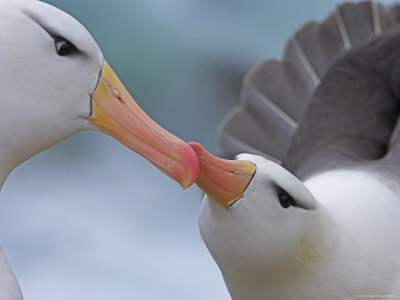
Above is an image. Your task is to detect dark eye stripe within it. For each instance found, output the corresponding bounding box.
[24,11,79,56]
[54,37,76,56]
[279,192,294,208]
[271,181,309,210]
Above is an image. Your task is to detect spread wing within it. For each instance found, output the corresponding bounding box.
[218,1,400,179]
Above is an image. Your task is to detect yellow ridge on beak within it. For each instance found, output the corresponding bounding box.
[88,61,199,189]
[189,142,256,207]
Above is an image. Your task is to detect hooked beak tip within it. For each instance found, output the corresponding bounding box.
[188,142,256,207]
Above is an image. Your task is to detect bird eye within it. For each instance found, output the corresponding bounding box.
[54,37,75,56]
[279,192,294,208]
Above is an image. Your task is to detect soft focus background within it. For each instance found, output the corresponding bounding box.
[0,0,394,299]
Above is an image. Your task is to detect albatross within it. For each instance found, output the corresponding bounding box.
[189,1,400,299]
[0,0,199,299]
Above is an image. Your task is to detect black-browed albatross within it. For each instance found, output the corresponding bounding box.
[189,1,400,299]
[0,0,199,299]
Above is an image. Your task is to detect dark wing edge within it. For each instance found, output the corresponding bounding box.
[218,1,399,162]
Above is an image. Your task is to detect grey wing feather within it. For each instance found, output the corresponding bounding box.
[218,1,399,162]
[338,1,377,46]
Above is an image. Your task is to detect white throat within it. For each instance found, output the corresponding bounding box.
[200,168,400,300]
[0,0,103,190]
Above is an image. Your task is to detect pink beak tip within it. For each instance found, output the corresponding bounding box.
[178,142,201,189]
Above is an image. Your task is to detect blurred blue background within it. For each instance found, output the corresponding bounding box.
[0,0,394,299]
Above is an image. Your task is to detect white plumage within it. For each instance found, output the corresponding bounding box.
[199,156,400,299]
[0,1,199,299]
[0,1,103,298]
[193,1,400,299]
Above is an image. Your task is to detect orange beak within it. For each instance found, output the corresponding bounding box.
[88,61,199,189]
[189,142,256,207]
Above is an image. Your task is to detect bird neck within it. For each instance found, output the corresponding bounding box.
[0,172,8,191]
[223,210,337,300]
[0,147,21,191]
[303,169,400,292]
[0,129,77,191]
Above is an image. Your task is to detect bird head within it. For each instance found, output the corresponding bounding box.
[190,142,327,293]
[0,0,198,188]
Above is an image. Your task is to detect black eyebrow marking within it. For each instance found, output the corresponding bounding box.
[270,181,311,210]
[21,9,83,55]
[22,9,57,37]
